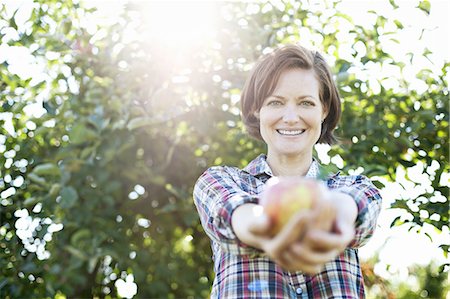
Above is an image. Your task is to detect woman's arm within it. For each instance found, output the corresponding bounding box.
[329,175,382,248]
[193,166,262,256]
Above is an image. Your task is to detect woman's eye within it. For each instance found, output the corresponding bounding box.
[300,101,315,106]
[267,100,283,106]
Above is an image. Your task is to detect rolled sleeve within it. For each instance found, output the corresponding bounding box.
[193,166,262,256]
[330,175,382,248]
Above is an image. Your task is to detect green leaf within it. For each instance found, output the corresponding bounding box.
[64,245,87,260]
[439,244,449,258]
[23,197,40,207]
[9,13,18,30]
[32,163,60,176]
[60,186,78,208]
[49,184,61,197]
[43,100,57,115]
[62,19,72,34]
[80,146,95,159]
[88,255,99,274]
[27,173,47,186]
[394,20,403,29]
[418,0,431,15]
[390,215,402,228]
[0,278,7,290]
[399,159,416,168]
[71,229,91,246]
[372,180,385,189]
[69,123,99,145]
[127,117,153,131]
[389,0,399,9]
[365,165,387,176]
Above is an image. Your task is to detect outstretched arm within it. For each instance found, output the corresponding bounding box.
[193,166,261,256]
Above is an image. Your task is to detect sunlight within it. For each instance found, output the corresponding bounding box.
[139,1,218,47]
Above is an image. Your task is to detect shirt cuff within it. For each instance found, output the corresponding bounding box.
[215,193,263,256]
[334,177,382,248]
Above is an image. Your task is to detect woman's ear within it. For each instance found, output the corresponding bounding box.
[321,105,329,123]
[253,110,260,119]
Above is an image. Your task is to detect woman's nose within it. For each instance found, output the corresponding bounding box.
[282,107,300,123]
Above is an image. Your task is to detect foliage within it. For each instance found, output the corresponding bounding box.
[0,0,448,298]
[362,257,449,299]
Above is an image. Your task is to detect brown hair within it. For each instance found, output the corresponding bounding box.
[240,44,341,144]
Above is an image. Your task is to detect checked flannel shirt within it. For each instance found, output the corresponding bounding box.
[193,154,382,298]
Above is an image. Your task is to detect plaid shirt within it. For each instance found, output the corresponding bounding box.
[193,154,382,298]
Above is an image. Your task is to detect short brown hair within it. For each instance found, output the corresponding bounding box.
[240,44,341,144]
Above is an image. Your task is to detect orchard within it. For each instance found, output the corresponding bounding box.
[0,0,448,298]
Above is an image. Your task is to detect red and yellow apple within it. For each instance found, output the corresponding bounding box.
[260,177,331,235]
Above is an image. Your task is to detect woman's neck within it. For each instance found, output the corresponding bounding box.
[266,152,313,177]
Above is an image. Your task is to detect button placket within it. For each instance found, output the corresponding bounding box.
[287,271,306,298]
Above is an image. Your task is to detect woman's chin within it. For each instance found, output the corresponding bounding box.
[274,148,309,158]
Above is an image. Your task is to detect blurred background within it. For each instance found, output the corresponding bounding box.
[0,0,448,298]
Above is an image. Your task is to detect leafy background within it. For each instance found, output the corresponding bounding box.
[0,0,448,298]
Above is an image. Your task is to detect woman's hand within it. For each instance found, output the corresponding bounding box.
[231,198,333,273]
[231,203,310,263]
[231,188,357,275]
[280,191,357,274]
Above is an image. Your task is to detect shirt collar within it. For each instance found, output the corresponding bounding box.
[243,154,320,179]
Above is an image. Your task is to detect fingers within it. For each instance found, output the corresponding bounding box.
[253,180,357,274]
[288,242,339,265]
[278,242,338,274]
[262,203,351,268]
[274,210,310,245]
[269,211,310,255]
[305,222,355,252]
[310,200,336,232]
[280,222,354,272]
[261,211,310,261]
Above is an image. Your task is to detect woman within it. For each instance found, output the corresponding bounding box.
[193,44,382,298]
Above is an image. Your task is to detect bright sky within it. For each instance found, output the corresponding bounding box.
[2,0,449,295]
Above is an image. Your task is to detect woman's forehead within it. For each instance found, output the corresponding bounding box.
[270,69,319,95]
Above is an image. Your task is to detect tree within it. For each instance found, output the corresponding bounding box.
[0,0,447,297]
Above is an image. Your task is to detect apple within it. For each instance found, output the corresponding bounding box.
[260,177,323,235]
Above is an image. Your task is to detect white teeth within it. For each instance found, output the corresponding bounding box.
[277,129,305,136]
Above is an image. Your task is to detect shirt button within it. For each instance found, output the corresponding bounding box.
[296,287,303,295]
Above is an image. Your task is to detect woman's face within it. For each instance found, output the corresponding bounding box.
[256,68,327,159]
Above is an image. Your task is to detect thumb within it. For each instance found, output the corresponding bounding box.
[248,213,271,235]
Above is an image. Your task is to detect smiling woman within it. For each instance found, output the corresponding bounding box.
[256,69,325,164]
[193,43,382,298]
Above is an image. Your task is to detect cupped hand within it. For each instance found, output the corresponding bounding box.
[231,186,357,275]
[232,203,313,265]
[247,206,312,269]
[245,202,336,273]
[279,190,357,274]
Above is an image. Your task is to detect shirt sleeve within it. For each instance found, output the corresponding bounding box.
[329,175,382,248]
[193,166,263,256]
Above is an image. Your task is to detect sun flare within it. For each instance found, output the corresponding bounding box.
[140,1,218,47]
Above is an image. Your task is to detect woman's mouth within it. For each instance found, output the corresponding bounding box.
[276,129,306,136]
